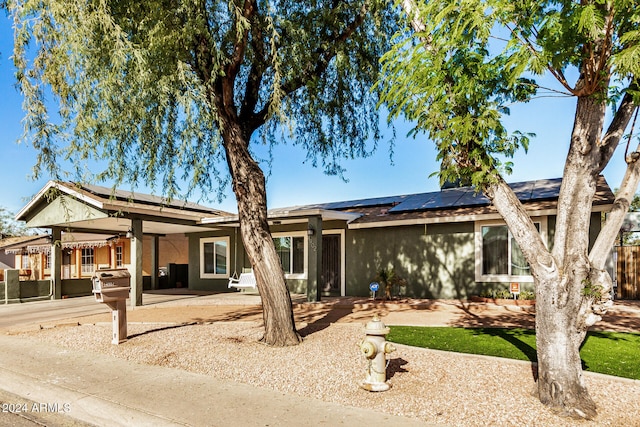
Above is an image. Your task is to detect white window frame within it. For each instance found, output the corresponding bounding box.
[81,248,95,274]
[200,236,230,279]
[115,245,124,267]
[474,217,547,283]
[272,231,307,280]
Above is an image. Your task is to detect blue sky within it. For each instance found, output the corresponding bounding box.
[0,13,629,217]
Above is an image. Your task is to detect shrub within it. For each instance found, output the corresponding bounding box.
[519,290,536,300]
[495,289,513,299]
[477,288,535,300]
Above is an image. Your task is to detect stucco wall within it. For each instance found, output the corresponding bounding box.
[185,212,605,299]
[142,234,189,275]
[345,222,477,299]
[188,230,245,292]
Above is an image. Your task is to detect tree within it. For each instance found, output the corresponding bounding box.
[380,0,639,419]
[615,190,639,245]
[8,0,395,346]
[631,193,640,212]
[0,206,27,238]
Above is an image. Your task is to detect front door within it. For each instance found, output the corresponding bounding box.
[321,234,341,296]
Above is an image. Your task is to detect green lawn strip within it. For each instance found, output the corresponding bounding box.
[387,326,640,380]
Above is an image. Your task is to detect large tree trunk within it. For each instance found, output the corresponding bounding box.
[489,92,638,418]
[221,119,301,347]
[535,276,597,419]
[531,96,604,418]
[490,177,600,418]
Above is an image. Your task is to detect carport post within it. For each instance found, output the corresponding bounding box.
[150,235,159,290]
[306,216,323,302]
[50,227,62,300]
[130,218,143,307]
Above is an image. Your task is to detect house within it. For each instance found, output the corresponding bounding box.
[190,176,614,299]
[9,176,615,303]
[0,235,44,282]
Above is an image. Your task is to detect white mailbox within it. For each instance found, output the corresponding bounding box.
[93,269,131,303]
[92,269,130,344]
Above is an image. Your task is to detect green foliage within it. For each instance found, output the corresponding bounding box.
[481,289,513,299]
[7,0,396,199]
[581,278,604,299]
[378,0,640,189]
[478,288,535,300]
[631,193,640,212]
[0,207,27,237]
[519,290,536,300]
[373,267,407,299]
[388,326,640,380]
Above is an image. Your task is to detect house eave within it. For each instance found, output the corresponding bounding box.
[348,203,613,230]
[200,209,361,226]
[15,181,105,222]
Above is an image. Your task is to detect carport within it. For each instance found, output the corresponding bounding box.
[15,181,230,307]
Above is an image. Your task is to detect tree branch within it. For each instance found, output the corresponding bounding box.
[597,86,638,170]
[226,0,255,82]
[239,2,267,129]
[400,0,425,34]
[486,177,557,278]
[590,146,640,268]
[275,2,368,98]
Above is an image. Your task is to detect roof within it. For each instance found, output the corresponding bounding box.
[15,181,233,235]
[0,235,45,250]
[17,181,229,220]
[241,176,614,229]
[76,182,223,215]
[14,176,616,233]
[2,232,118,254]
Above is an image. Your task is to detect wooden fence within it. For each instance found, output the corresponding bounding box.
[616,246,640,300]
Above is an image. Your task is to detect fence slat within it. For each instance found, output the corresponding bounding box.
[617,246,640,300]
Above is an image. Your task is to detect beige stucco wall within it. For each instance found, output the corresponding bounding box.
[142,234,189,276]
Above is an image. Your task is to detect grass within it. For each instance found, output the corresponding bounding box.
[387,326,640,380]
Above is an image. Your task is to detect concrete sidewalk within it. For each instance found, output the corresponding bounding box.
[0,333,430,427]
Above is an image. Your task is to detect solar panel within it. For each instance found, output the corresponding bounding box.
[305,194,410,211]
[388,178,564,213]
[395,187,490,212]
[77,182,218,213]
[509,181,534,201]
[529,178,562,200]
[454,189,490,207]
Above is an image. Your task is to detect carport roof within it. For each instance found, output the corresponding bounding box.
[16,181,232,235]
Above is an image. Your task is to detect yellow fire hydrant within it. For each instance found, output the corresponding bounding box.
[359,315,396,391]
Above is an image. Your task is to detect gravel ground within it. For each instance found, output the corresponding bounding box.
[17,320,640,427]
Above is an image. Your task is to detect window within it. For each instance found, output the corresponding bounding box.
[115,246,123,267]
[45,252,51,270]
[273,233,306,277]
[21,254,29,269]
[200,237,229,278]
[81,248,94,274]
[475,219,546,282]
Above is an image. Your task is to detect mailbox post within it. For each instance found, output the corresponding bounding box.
[92,269,131,344]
